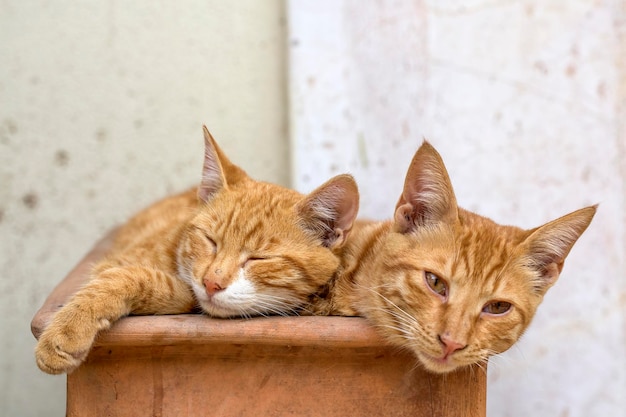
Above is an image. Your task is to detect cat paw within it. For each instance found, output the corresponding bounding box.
[35,320,101,374]
[35,336,87,374]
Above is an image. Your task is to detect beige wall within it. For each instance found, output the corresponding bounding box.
[0,2,287,415]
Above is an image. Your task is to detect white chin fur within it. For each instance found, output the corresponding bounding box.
[193,270,260,318]
[417,351,462,374]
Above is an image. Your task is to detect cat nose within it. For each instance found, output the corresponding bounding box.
[438,333,467,355]
[203,279,225,296]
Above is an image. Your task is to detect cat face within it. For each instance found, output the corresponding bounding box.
[177,127,359,318]
[356,142,596,373]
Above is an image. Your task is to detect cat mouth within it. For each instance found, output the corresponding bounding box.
[190,278,257,318]
[418,352,460,374]
[199,298,245,318]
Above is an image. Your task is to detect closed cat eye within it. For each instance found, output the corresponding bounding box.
[482,301,512,315]
[243,257,267,267]
[202,232,217,248]
[424,271,448,298]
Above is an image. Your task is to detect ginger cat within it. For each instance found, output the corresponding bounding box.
[311,141,596,374]
[36,126,359,374]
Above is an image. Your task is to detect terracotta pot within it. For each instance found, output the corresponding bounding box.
[31,231,486,417]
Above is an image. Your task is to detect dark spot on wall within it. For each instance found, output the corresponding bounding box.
[85,188,96,199]
[533,61,548,75]
[402,120,410,138]
[96,128,107,142]
[597,82,606,99]
[581,167,591,182]
[30,76,40,85]
[5,119,18,134]
[55,149,70,166]
[565,64,576,77]
[0,208,4,223]
[134,119,144,129]
[22,193,39,209]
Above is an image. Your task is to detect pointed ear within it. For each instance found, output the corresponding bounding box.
[198,126,248,202]
[297,174,360,249]
[521,205,597,293]
[394,141,458,233]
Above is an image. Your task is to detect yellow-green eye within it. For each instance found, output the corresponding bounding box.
[482,301,512,315]
[425,271,448,298]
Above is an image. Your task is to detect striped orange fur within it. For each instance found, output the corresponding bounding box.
[36,127,359,374]
[312,141,596,374]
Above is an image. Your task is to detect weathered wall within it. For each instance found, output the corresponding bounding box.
[288,1,625,416]
[0,2,287,415]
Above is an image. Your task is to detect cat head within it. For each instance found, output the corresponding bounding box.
[178,126,359,318]
[357,141,596,373]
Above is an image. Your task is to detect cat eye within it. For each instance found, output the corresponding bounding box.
[202,232,217,249]
[482,301,512,315]
[424,271,448,298]
[243,257,267,267]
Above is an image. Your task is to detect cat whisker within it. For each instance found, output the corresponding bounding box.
[355,283,418,325]
[250,294,304,317]
[408,359,424,374]
[510,343,528,365]
[472,358,489,375]
[377,324,417,341]
[362,305,420,336]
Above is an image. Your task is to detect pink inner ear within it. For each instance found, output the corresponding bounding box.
[393,142,458,231]
[543,262,561,285]
[198,128,227,202]
[331,184,359,234]
[197,126,250,203]
[394,203,414,233]
[298,175,359,247]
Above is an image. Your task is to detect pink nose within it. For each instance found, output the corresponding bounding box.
[203,279,224,296]
[438,333,467,356]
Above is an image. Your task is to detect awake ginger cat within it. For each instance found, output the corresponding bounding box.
[311,141,596,374]
[36,126,359,374]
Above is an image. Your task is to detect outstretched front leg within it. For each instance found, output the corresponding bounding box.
[35,265,195,374]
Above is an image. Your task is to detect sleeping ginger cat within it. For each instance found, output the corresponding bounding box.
[311,141,596,374]
[35,126,359,374]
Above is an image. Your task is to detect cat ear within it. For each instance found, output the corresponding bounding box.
[198,126,248,202]
[394,141,458,233]
[297,174,360,249]
[521,205,597,293]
